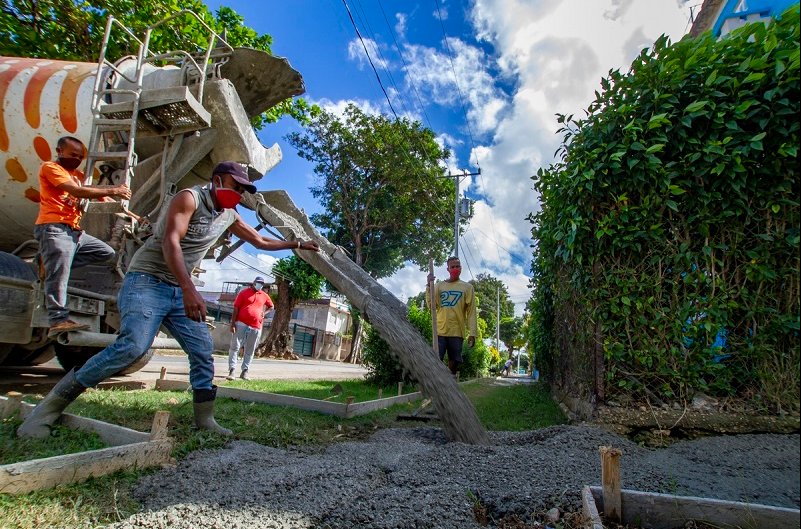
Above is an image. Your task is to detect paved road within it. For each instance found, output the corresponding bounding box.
[0,353,369,394]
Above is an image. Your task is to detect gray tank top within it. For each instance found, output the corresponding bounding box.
[127,186,236,285]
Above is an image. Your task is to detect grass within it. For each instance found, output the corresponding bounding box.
[221,378,414,403]
[1,378,565,529]
[1,418,107,465]
[461,378,567,431]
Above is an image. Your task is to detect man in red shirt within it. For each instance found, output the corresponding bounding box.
[35,136,131,336]
[227,276,274,380]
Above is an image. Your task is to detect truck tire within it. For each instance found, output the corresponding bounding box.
[54,345,99,372]
[54,344,155,375]
[0,250,36,280]
[0,251,38,366]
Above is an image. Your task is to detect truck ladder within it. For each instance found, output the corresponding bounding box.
[83,11,233,215]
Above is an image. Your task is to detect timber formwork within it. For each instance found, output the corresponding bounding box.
[0,393,174,494]
[154,375,422,419]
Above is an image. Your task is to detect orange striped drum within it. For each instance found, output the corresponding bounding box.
[0,57,99,250]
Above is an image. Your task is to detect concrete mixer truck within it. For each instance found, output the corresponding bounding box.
[0,11,304,375]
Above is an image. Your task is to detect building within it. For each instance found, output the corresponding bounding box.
[289,297,353,361]
[689,0,798,38]
[200,285,353,361]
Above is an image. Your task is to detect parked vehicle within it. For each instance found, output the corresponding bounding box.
[0,12,304,374]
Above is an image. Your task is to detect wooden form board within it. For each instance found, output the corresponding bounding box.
[2,394,150,446]
[154,378,421,418]
[585,485,800,529]
[1,395,174,495]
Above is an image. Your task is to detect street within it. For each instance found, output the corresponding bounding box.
[0,352,368,394]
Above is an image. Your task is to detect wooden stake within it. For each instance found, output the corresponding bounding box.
[1,391,22,418]
[377,388,383,399]
[397,382,403,396]
[428,259,439,354]
[159,366,167,380]
[599,446,623,523]
[150,411,170,440]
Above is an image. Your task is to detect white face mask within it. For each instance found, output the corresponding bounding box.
[253,283,263,291]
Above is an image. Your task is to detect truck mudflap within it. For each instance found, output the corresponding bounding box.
[240,191,490,445]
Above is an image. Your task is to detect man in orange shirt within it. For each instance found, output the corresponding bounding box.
[35,136,131,336]
[227,276,274,380]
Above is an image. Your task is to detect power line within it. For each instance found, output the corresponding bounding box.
[337,1,478,278]
[341,0,400,118]
[433,0,480,170]
[432,0,504,265]
[377,0,435,131]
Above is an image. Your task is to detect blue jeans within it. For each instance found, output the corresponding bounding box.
[75,272,215,390]
[34,223,115,325]
[228,321,261,372]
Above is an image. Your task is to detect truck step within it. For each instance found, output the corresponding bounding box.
[88,151,129,160]
[94,118,134,131]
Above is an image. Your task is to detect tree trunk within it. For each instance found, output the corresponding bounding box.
[343,314,364,364]
[258,278,296,358]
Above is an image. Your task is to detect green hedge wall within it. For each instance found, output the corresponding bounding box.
[528,10,800,412]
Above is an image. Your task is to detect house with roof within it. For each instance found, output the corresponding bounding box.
[288,297,353,361]
[689,0,798,37]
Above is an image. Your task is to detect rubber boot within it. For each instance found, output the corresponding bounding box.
[193,386,232,436]
[17,369,86,439]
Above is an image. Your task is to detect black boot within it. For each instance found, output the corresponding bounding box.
[17,369,86,439]
[193,386,232,436]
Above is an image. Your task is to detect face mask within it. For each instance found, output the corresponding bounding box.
[448,268,461,281]
[57,157,82,171]
[212,177,242,209]
[253,283,263,291]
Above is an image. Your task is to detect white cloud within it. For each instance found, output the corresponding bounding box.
[199,247,282,293]
[395,13,407,37]
[454,0,690,280]
[402,38,508,134]
[376,0,690,313]
[313,97,385,118]
[347,37,390,71]
[292,1,691,316]
[378,264,429,304]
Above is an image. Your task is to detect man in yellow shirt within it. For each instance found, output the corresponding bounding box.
[428,256,477,376]
[35,136,131,336]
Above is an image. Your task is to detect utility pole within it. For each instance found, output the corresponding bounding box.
[441,169,480,258]
[496,285,500,354]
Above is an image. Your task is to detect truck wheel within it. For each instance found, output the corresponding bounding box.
[53,344,155,375]
[54,345,99,372]
[0,251,37,365]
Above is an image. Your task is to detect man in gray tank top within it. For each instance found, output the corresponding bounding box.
[18,162,320,438]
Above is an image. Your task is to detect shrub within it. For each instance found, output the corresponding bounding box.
[529,10,800,411]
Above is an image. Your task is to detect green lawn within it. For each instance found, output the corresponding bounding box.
[1,378,565,529]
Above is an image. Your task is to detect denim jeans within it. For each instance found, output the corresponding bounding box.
[75,272,215,390]
[227,321,262,373]
[34,223,115,325]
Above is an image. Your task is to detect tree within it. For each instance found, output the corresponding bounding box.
[0,0,310,125]
[469,273,514,336]
[257,256,324,357]
[286,103,455,278]
[499,316,525,355]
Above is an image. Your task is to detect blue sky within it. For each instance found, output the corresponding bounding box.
[199,0,693,313]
